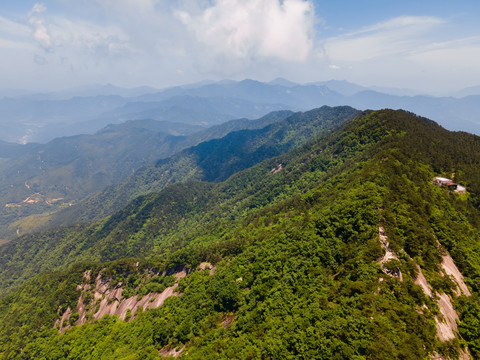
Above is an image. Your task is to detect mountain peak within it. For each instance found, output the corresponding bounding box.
[268,77,298,87]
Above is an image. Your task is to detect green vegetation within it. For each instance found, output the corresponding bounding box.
[50,106,359,228]
[0,108,480,358]
[0,111,294,240]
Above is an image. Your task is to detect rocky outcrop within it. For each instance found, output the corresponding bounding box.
[56,265,214,333]
[378,227,472,358]
[414,260,471,359]
[56,268,187,332]
[159,345,185,358]
[440,254,471,296]
[378,227,402,280]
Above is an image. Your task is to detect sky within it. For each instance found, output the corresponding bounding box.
[1,0,479,94]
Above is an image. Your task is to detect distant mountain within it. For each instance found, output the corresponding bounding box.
[94,95,292,127]
[2,79,480,144]
[369,85,421,96]
[268,77,298,87]
[0,83,297,143]
[15,84,160,101]
[0,120,193,239]
[0,140,38,159]
[346,91,480,134]
[307,79,369,96]
[95,80,480,134]
[454,85,480,98]
[0,95,128,143]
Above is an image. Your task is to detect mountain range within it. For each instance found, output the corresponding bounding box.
[2,79,480,144]
[0,106,479,359]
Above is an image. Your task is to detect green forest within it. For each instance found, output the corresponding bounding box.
[1,108,480,359]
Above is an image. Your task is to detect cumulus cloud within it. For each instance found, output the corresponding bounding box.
[177,0,315,62]
[29,3,52,50]
[0,0,319,89]
[2,1,479,93]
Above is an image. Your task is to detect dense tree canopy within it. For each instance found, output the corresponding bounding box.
[0,109,480,359]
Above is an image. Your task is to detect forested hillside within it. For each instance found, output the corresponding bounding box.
[0,110,293,240]
[44,106,359,228]
[1,109,480,359]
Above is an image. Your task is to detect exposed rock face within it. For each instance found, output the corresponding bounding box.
[55,307,73,333]
[56,268,187,332]
[159,345,185,358]
[94,288,179,322]
[414,257,471,360]
[441,254,471,296]
[414,265,433,297]
[270,164,283,175]
[378,227,402,280]
[415,265,460,343]
[375,227,473,358]
[199,262,216,275]
[55,264,214,333]
[435,293,459,342]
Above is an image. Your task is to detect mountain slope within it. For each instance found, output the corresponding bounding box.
[0,106,359,292]
[0,109,480,358]
[48,106,359,227]
[0,111,293,240]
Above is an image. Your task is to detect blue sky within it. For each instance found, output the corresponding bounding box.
[1,0,479,94]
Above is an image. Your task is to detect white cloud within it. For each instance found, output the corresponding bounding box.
[177,0,315,62]
[0,0,319,89]
[28,3,52,50]
[325,16,444,62]
[318,15,480,92]
[1,1,479,94]
[0,16,31,38]
[48,18,131,56]
[26,3,131,57]
[0,15,34,51]
[407,37,480,73]
[0,37,34,50]
[350,16,444,35]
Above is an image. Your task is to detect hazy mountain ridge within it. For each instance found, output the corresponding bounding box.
[2,79,480,144]
[0,108,480,358]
